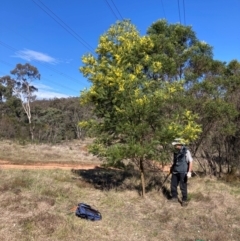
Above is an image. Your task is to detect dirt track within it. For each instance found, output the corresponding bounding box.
[0,159,171,172]
[0,160,99,170]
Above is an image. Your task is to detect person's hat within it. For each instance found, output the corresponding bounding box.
[172,138,185,146]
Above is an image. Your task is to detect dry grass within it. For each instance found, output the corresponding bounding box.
[0,140,240,241]
[0,169,240,241]
[0,139,100,165]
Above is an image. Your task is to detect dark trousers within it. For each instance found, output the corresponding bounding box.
[170,173,188,201]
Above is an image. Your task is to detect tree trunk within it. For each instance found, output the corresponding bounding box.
[196,157,207,174]
[29,123,34,141]
[140,158,146,198]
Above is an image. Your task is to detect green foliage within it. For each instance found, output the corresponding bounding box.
[147,19,214,83]
[80,20,201,152]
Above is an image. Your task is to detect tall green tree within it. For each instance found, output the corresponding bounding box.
[146,20,240,175]
[213,60,240,173]
[147,19,214,85]
[79,20,201,197]
[183,58,240,175]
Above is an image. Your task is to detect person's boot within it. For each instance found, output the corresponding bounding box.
[169,197,178,203]
[181,200,188,207]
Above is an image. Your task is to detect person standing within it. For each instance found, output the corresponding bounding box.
[170,138,193,206]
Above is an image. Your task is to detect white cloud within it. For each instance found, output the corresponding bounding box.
[64,58,73,64]
[35,83,70,99]
[37,90,69,99]
[35,83,54,90]
[13,49,58,64]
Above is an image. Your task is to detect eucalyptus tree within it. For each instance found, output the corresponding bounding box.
[146,19,214,84]
[214,60,240,173]
[79,20,201,197]
[10,63,40,141]
[146,20,240,175]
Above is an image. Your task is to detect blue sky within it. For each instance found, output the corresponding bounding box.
[1,0,240,99]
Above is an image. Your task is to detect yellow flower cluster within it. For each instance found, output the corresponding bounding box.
[151,61,162,73]
[128,74,136,82]
[114,54,122,65]
[79,121,89,128]
[140,36,154,50]
[89,86,97,96]
[153,81,184,98]
[82,55,97,65]
[135,96,149,106]
[118,81,125,91]
[143,55,150,64]
[114,106,125,113]
[135,64,143,74]
[168,110,202,143]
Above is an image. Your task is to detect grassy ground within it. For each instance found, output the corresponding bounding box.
[0,139,100,165]
[0,140,240,241]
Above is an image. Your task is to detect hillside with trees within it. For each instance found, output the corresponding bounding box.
[0,64,90,143]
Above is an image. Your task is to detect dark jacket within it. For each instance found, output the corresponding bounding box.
[171,146,188,173]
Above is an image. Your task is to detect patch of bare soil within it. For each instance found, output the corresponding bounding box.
[0,160,99,170]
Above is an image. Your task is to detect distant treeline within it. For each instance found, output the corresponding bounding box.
[0,97,90,143]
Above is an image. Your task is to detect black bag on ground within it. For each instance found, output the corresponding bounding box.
[75,203,102,221]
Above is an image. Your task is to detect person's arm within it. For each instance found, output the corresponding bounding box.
[186,150,193,177]
[188,161,193,172]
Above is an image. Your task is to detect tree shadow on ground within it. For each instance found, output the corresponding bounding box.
[71,167,172,197]
[71,167,140,191]
[161,186,171,199]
